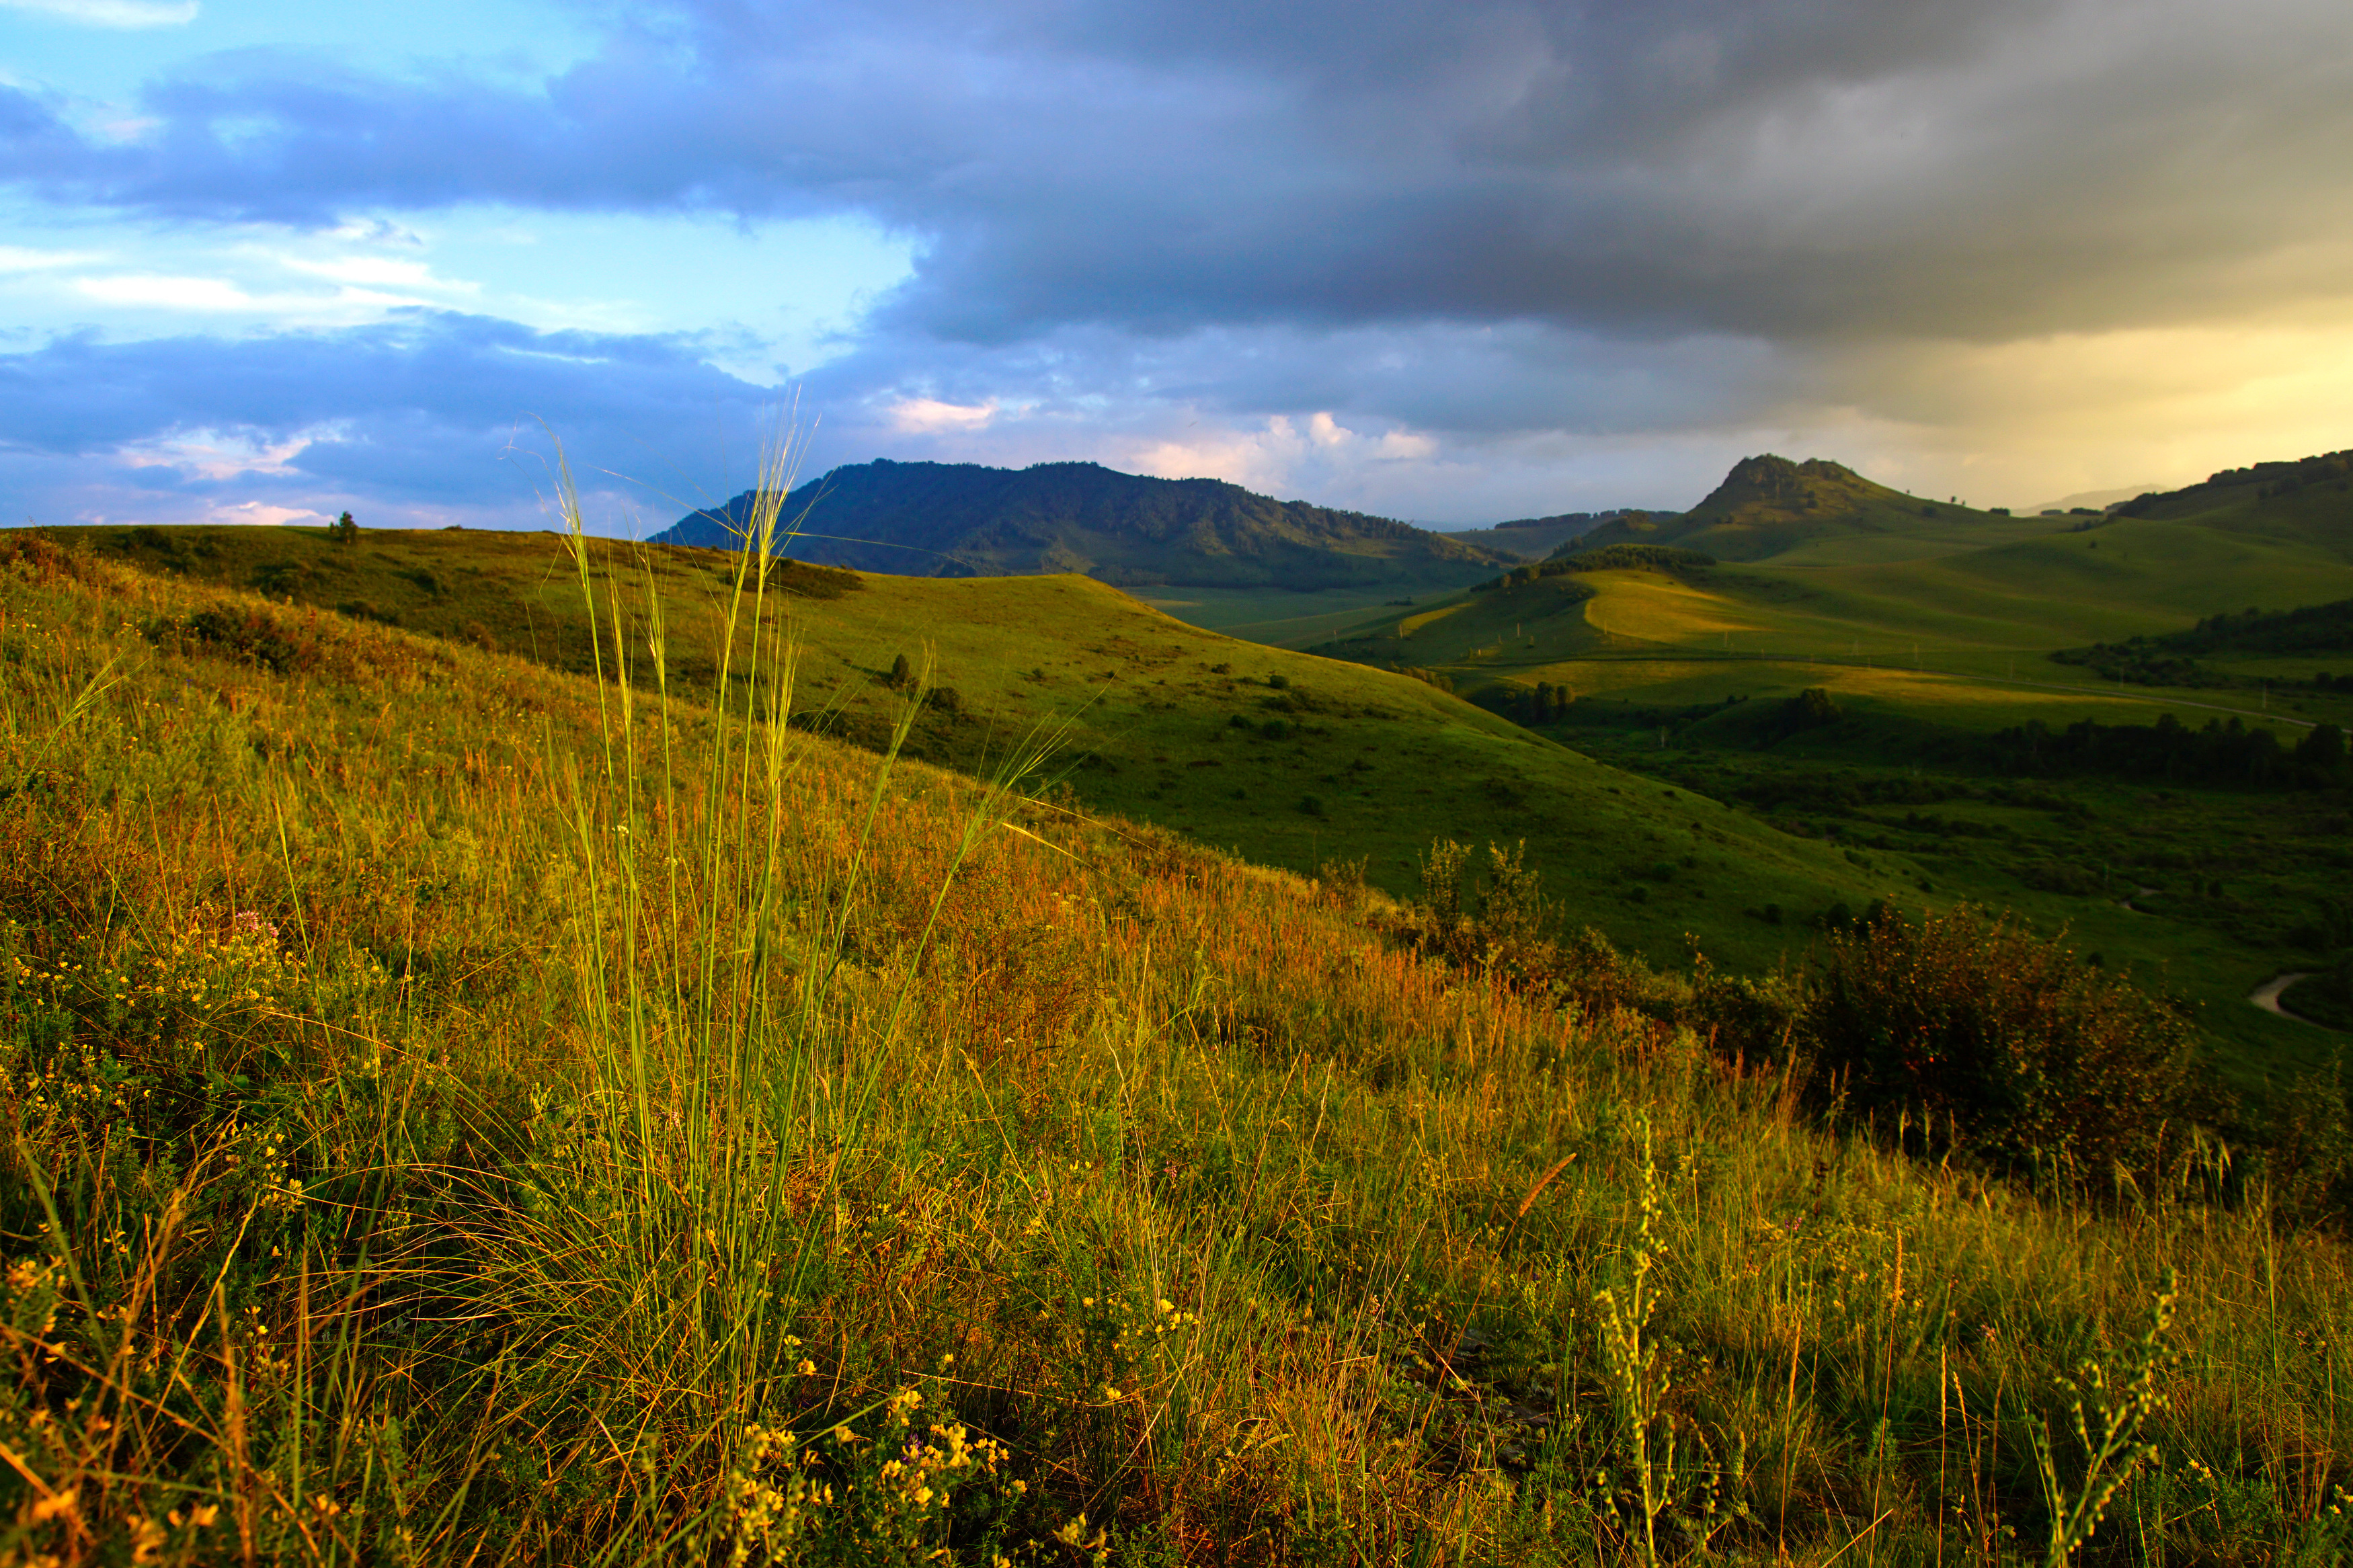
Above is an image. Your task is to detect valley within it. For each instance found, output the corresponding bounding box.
[5,442,2351,1565]
[1310,455,2353,1093]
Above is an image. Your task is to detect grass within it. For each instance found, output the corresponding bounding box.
[3,511,2353,1563]
[1122,583,1470,649]
[33,520,1912,979]
[1308,518,2353,1098]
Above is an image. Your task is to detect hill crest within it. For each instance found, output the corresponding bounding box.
[653,458,1511,592]
[1574,453,1999,561]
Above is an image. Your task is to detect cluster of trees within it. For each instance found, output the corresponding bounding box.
[1992,712,2347,788]
[2112,449,2352,514]
[1510,681,1576,723]
[1771,686,1843,737]
[1474,543,1718,593]
[1388,665,1454,693]
[2054,596,2353,686]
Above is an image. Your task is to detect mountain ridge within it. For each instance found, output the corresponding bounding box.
[653,458,1514,591]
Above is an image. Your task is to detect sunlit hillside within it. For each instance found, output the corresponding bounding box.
[5,520,2351,1565]
[1312,465,2353,1092]
[34,520,1903,975]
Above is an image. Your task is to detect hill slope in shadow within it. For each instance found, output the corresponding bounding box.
[654,458,1513,591]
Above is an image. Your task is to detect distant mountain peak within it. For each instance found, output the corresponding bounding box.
[1564,452,1989,562]
[1695,455,1888,520]
[651,456,1511,592]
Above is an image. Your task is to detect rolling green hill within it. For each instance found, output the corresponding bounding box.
[1571,454,2030,563]
[653,458,1511,592]
[26,520,1903,974]
[1437,509,1643,559]
[1302,455,2353,1090]
[2101,449,2353,562]
[9,509,2350,1567]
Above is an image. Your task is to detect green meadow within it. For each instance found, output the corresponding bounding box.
[2,480,2350,1564]
[1311,500,2353,1097]
[40,521,1907,978]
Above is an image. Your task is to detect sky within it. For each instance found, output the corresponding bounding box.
[3,0,2350,534]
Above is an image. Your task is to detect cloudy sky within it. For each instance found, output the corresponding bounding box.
[4,0,2350,532]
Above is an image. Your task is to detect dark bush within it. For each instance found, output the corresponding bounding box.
[1779,688,1843,733]
[153,607,325,674]
[1802,905,2201,1178]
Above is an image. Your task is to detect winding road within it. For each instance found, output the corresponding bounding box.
[2250,972,2320,1024]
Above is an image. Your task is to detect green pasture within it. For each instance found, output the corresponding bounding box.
[39,522,1902,975]
[1123,579,1445,647]
[1306,511,2353,1092]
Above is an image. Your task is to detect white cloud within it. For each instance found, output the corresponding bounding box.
[118,425,340,481]
[77,274,256,310]
[74,272,435,320]
[886,396,996,433]
[204,501,327,528]
[1129,415,1312,493]
[0,245,104,272]
[0,0,198,27]
[280,255,479,293]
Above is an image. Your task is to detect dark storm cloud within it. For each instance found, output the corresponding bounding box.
[8,0,2350,348]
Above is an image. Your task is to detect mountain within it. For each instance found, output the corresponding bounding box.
[1572,454,2005,562]
[1437,509,1663,560]
[2104,450,2353,561]
[652,458,1511,591]
[2022,483,2161,514]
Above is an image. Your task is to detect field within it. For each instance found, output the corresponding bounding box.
[1312,506,2353,1098]
[5,520,2352,1565]
[40,522,1906,978]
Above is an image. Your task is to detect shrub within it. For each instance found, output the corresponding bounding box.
[1475,841,1544,942]
[1802,905,2202,1179]
[1417,838,1469,921]
[151,606,325,675]
[1777,688,1843,734]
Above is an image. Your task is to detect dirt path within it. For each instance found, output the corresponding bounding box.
[2251,972,2319,1022]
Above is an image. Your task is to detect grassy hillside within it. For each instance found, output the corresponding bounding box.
[654,458,1509,593]
[1312,519,2353,1095]
[2110,449,2353,553]
[1439,511,1634,561]
[29,520,1905,977]
[1571,456,2034,565]
[5,526,2351,1565]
